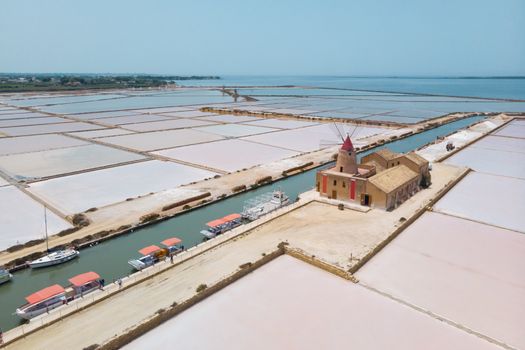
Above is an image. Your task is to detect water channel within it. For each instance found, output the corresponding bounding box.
[0,115,484,330]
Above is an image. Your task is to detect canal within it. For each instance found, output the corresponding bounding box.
[0,115,484,330]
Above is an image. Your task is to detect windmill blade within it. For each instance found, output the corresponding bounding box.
[348,125,360,138]
[329,123,345,141]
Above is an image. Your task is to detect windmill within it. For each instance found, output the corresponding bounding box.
[319,122,361,150]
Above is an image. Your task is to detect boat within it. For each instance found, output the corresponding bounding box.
[128,245,168,271]
[28,207,79,269]
[200,213,242,239]
[28,249,79,269]
[15,284,67,320]
[65,271,102,300]
[160,237,184,255]
[0,268,12,285]
[241,189,290,221]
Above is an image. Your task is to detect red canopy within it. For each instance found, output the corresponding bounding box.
[206,218,226,228]
[68,272,100,287]
[222,213,241,222]
[26,284,65,304]
[139,245,161,256]
[161,237,182,247]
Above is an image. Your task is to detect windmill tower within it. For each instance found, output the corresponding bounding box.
[321,123,360,175]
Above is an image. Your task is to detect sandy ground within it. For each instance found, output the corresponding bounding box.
[3,163,465,349]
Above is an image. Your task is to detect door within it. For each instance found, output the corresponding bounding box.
[331,190,337,199]
[361,194,370,206]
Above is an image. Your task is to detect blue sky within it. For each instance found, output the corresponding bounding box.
[1,0,524,76]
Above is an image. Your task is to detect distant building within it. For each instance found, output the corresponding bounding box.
[316,136,430,210]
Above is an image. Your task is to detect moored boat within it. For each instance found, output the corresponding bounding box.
[200,213,242,239]
[0,268,13,285]
[15,284,66,320]
[128,245,167,271]
[65,271,103,300]
[160,237,184,255]
[28,206,80,269]
[241,189,290,221]
[28,248,79,269]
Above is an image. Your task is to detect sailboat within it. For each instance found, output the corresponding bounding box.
[28,207,79,269]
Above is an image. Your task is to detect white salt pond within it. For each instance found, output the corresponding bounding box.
[95,114,173,126]
[0,186,72,250]
[98,129,224,152]
[445,143,525,178]
[154,139,299,173]
[0,134,88,156]
[0,116,69,128]
[0,122,104,136]
[124,255,499,350]
[243,118,319,129]
[356,212,525,349]
[66,128,135,139]
[28,160,217,214]
[494,123,525,138]
[0,144,146,180]
[242,124,395,153]
[121,118,216,132]
[433,172,525,233]
[196,123,277,137]
[470,134,525,154]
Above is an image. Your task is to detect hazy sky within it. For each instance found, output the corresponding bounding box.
[1,0,524,76]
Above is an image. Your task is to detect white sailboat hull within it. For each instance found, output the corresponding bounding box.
[29,250,79,269]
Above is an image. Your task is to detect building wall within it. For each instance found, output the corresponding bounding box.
[398,157,429,183]
[366,182,387,209]
[366,176,419,210]
[316,171,366,203]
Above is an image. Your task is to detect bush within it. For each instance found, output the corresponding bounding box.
[256,176,272,185]
[23,239,45,247]
[231,184,246,193]
[57,227,80,237]
[85,207,98,213]
[72,213,90,227]
[182,204,191,210]
[239,262,252,269]
[140,213,160,223]
[6,244,23,253]
[83,345,99,350]
[196,284,207,293]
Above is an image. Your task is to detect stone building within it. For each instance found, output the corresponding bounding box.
[316,136,430,210]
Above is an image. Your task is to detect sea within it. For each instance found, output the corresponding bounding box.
[184,76,525,101]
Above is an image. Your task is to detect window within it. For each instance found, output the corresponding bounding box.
[397,161,400,165]
[340,167,343,172]
[342,181,346,188]
[333,180,337,186]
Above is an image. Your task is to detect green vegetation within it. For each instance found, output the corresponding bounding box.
[0,73,220,92]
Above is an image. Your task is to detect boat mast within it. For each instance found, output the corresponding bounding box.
[44,206,49,251]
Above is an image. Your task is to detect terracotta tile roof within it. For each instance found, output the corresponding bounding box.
[375,148,400,161]
[368,165,418,193]
[404,152,428,166]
